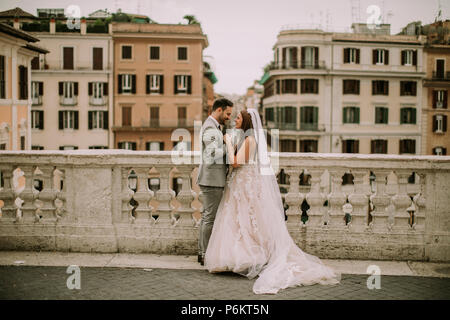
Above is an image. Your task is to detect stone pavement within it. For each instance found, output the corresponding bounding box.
[0,251,449,300]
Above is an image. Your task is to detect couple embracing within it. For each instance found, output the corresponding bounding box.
[196,98,341,295]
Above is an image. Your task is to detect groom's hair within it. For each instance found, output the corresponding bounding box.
[212,98,233,112]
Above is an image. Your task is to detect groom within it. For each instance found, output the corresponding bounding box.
[196,98,233,265]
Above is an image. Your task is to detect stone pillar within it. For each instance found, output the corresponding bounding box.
[327,169,347,228]
[284,167,304,228]
[50,18,55,34]
[392,170,413,231]
[0,166,16,220]
[132,167,154,223]
[37,166,57,221]
[369,170,391,232]
[348,169,369,231]
[412,171,426,232]
[305,168,325,227]
[154,165,174,226]
[17,165,38,221]
[174,166,196,227]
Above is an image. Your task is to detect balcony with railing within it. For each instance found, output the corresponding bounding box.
[1,151,449,262]
[431,71,450,81]
[112,119,197,131]
[269,60,327,70]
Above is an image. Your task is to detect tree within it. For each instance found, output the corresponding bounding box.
[183,15,200,25]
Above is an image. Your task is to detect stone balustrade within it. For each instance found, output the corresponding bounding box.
[0,150,449,262]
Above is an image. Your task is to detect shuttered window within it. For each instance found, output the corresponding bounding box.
[63,47,74,70]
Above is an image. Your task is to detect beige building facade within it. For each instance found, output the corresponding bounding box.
[112,22,209,152]
[262,25,426,155]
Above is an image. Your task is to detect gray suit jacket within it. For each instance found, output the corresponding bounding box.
[197,116,228,187]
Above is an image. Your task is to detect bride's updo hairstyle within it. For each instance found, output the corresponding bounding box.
[240,110,254,136]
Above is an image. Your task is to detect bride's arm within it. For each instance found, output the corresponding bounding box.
[224,134,235,165]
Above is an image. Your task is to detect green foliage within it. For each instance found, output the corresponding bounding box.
[183,15,200,25]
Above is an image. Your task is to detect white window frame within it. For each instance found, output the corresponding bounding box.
[148,141,161,151]
[31,110,42,129]
[123,142,134,150]
[349,48,357,64]
[122,74,132,93]
[63,111,75,130]
[31,81,41,105]
[404,50,413,66]
[177,75,188,92]
[434,147,443,155]
[304,47,315,67]
[61,145,77,150]
[376,49,385,65]
[436,90,445,108]
[93,82,103,99]
[435,114,444,133]
[92,110,104,129]
[63,82,74,99]
[150,75,160,91]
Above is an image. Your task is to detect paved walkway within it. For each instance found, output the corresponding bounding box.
[0,251,449,300]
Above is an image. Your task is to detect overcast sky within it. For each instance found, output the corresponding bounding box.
[2,0,449,95]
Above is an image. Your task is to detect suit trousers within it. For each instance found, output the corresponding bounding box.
[198,185,224,257]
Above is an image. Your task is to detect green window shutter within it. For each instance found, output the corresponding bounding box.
[412,108,416,124]
[400,108,405,124]
[384,108,389,124]
[343,107,347,123]
[356,107,360,124]
[313,107,318,128]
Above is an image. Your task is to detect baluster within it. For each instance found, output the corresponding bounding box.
[0,166,16,220]
[154,165,175,226]
[348,169,369,231]
[305,168,325,227]
[54,169,66,221]
[121,168,134,223]
[327,169,347,228]
[412,172,426,232]
[284,167,304,227]
[17,165,39,221]
[37,166,57,222]
[369,170,391,232]
[392,170,413,231]
[132,167,154,223]
[174,165,196,227]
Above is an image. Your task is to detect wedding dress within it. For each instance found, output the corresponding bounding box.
[204,108,341,294]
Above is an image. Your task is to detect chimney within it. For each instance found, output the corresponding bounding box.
[50,17,55,34]
[13,18,20,29]
[81,18,86,35]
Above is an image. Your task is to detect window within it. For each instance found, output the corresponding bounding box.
[375,107,389,124]
[150,106,159,127]
[281,79,297,94]
[31,145,44,150]
[63,47,74,69]
[31,81,43,105]
[31,110,44,129]
[59,81,78,99]
[371,140,388,154]
[400,108,417,124]
[435,59,445,78]
[342,140,359,153]
[118,142,136,150]
[121,45,132,59]
[59,146,78,150]
[93,47,103,70]
[372,80,389,95]
[401,50,417,66]
[399,139,416,154]
[343,80,360,94]
[277,106,296,129]
[174,75,191,94]
[301,79,318,94]
[118,74,136,94]
[146,141,164,151]
[178,106,187,127]
[282,47,298,68]
[265,107,274,123]
[89,82,108,101]
[0,143,5,150]
[31,56,39,70]
[301,46,318,68]
[433,114,447,133]
[0,55,5,99]
[150,46,160,60]
[18,65,28,99]
[89,146,108,149]
[58,110,78,130]
[122,106,131,126]
[280,140,297,152]
[88,111,108,130]
[400,81,417,96]
[433,90,447,108]
[433,147,447,155]
[178,47,188,60]
[300,106,318,130]
[300,140,318,153]
[20,136,25,150]
[343,107,360,124]
[373,49,389,65]
[146,75,164,94]
[343,48,360,64]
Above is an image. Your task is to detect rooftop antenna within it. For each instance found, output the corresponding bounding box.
[435,0,443,22]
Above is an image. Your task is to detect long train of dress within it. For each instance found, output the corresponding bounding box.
[204,163,341,294]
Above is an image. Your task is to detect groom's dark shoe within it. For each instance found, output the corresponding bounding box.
[197,254,202,263]
[200,256,205,266]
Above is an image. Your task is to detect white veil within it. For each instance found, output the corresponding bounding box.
[245,108,341,294]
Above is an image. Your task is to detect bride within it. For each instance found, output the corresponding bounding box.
[204,108,341,294]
